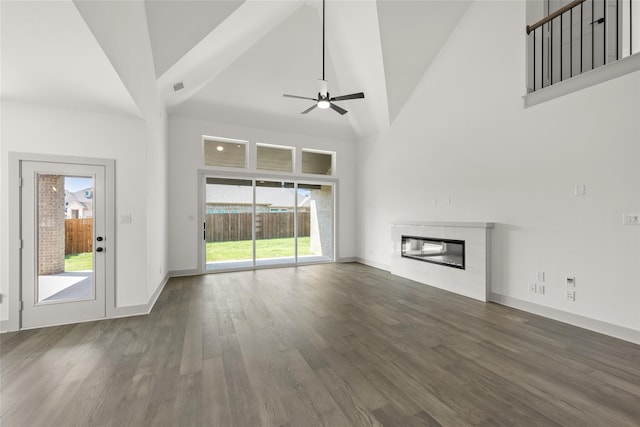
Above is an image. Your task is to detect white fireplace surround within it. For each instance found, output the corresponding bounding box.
[391,221,494,302]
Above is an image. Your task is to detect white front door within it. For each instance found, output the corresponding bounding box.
[21,161,107,328]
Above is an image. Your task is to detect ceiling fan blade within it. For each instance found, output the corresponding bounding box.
[330,103,348,115]
[301,104,317,114]
[330,92,365,102]
[284,94,317,101]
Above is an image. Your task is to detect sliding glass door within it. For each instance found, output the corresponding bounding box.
[203,176,334,271]
[298,183,334,264]
[205,178,253,271]
[255,180,296,267]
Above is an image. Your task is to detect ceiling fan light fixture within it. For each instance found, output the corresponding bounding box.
[282,0,364,115]
[317,99,330,109]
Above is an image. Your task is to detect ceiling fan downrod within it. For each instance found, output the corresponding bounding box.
[282,0,365,115]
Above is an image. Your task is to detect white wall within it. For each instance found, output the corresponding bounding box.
[168,115,357,273]
[357,1,640,338]
[74,0,171,306]
[0,101,150,323]
[145,110,169,298]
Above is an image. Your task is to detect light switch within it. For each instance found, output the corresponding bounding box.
[575,185,586,196]
[120,214,132,224]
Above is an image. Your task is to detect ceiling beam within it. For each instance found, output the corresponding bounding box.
[326,0,390,138]
[158,0,304,108]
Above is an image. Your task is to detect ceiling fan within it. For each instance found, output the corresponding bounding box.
[283,0,364,115]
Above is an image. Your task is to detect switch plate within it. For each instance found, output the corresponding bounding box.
[623,214,640,225]
[575,185,586,196]
[537,271,545,282]
[566,290,576,301]
[566,277,575,287]
[120,214,132,224]
[529,283,537,293]
[537,284,545,294]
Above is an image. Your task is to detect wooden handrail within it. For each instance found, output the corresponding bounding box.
[526,0,586,34]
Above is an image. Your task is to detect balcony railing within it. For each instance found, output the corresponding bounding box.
[527,0,639,92]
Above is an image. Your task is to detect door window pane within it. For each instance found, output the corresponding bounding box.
[257,144,293,173]
[255,181,296,266]
[298,183,333,262]
[204,139,247,168]
[301,150,333,175]
[205,178,253,270]
[37,175,94,303]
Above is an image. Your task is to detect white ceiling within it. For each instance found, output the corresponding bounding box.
[1,0,473,140]
[0,1,140,118]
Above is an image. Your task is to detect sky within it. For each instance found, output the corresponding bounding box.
[64,176,93,192]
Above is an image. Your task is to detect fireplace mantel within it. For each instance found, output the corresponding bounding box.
[392,221,494,229]
[391,221,494,302]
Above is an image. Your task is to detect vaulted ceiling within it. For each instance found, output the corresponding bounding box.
[1,0,472,141]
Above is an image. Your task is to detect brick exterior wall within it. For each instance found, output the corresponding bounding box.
[38,175,65,275]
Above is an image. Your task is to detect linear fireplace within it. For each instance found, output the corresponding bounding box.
[401,235,465,269]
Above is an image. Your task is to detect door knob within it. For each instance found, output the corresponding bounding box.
[96,247,104,252]
[96,236,104,242]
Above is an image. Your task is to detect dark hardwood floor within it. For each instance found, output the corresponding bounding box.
[2,263,639,426]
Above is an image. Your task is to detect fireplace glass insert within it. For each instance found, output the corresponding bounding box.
[401,236,465,269]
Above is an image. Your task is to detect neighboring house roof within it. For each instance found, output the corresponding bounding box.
[65,187,93,211]
[206,184,310,208]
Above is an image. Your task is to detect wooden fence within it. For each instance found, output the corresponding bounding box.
[64,213,309,253]
[205,212,310,242]
[65,218,92,255]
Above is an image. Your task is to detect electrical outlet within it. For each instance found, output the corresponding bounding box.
[566,290,576,301]
[623,214,640,225]
[529,283,537,293]
[537,284,545,294]
[566,277,575,287]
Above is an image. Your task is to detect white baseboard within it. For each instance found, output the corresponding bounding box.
[0,320,10,333]
[337,257,358,263]
[490,292,640,345]
[168,268,202,277]
[355,257,390,271]
[112,273,169,318]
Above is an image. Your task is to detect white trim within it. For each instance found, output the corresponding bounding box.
[7,152,116,332]
[490,293,640,345]
[355,257,390,272]
[255,142,295,174]
[300,148,336,176]
[524,53,640,108]
[0,320,10,333]
[202,135,250,170]
[198,169,339,274]
[7,154,21,332]
[112,273,169,318]
[391,221,495,229]
[337,257,358,263]
[169,268,202,277]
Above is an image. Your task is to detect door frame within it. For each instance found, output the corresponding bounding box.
[197,169,338,274]
[8,152,116,331]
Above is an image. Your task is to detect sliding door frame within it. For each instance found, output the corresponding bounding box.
[197,169,338,274]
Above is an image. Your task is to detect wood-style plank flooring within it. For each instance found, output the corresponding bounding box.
[2,263,640,426]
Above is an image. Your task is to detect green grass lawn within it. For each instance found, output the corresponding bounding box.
[65,237,314,269]
[65,252,93,271]
[206,237,313,262]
